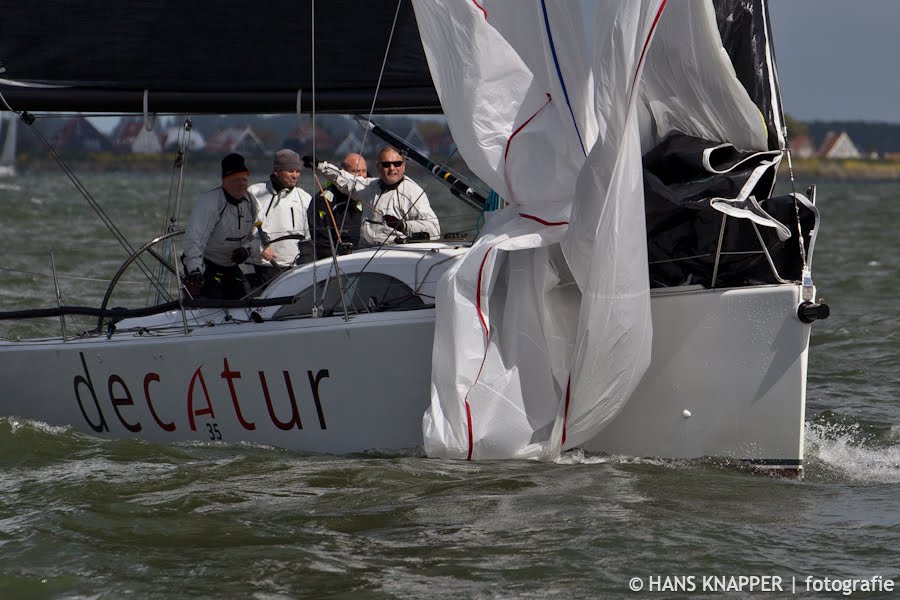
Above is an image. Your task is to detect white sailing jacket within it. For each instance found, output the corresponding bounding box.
[248,180,313,267]
[319,162,440,246]
[183,187,259,273]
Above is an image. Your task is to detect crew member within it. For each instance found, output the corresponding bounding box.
[310,145,440,246]
[182,153,259,299]
[248,148,313,283]
[308,152,366,259]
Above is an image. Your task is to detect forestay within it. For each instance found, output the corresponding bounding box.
[413,0,776,459]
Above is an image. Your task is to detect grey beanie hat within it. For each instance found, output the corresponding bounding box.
[273,149,302,171]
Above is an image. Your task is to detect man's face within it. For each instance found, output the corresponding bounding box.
[222,173,250,198]
[376,150,405,186]
[274,168,300,189]
[343,157,368,178]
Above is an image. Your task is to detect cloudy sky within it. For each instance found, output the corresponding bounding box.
[768,0,900,122]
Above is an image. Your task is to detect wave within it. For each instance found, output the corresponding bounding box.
[4,414,898,483]
[804,412,900,483]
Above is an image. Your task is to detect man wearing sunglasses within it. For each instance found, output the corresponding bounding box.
[311,145,440,246]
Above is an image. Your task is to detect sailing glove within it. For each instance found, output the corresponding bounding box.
[383,214,406,232]
[185,270,204,296]
[231,247,250,264]
[302,155,326,171]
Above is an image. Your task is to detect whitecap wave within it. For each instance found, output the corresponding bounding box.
[805,420,900,483]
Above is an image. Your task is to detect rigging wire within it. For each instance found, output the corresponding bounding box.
[316,0,450,297]
[150,116,193,307]
[308,0,352,321]
[309,0,319,308]
[0,265,146,285]
[326,0,407,256]
[29,121,174,302]
[0,89,175,304]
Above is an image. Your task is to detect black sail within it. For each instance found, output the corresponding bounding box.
[0,0,784,127]
[0,0,440,113]
[713,0,785,151]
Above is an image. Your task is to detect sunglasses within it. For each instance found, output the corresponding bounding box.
[379,160,404,168]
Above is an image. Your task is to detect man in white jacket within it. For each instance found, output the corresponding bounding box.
[248,149,313,284]
[312,146,440,247]
[183,153,260,300]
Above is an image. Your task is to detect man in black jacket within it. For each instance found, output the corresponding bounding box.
[307,153,366,259]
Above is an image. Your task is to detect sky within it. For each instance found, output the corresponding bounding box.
[768,0,900,122]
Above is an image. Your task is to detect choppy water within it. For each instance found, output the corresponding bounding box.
[1,170,898,598]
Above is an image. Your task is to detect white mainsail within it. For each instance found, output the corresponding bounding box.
[414,0,772,460]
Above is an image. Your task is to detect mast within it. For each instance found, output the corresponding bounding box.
[0,113,16,176]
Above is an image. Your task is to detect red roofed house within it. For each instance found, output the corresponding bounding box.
[47,116,113,153]
[818,131,860,159]
[161,126,206,152]
[789,134,815,159]
[205,126,267,155]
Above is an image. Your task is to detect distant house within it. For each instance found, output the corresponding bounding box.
[333,130,378,159]
[789,134,815,159]
[113,119,163,154]
[47,116,113,153]
[281,122,336,155]
[818,131,861,159]
[161,126,206,152]
[402,124,428,152]
[205,126,267,155]
[391,120,457,158]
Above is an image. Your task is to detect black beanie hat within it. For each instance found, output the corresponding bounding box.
[221,153,249,178]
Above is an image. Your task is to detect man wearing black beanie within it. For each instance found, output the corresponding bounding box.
[182,153,260,299]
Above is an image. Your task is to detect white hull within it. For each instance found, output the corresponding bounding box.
[587,284,809,472]
[0,280,810,471]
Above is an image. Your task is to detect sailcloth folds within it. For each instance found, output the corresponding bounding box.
[413,0,772,459]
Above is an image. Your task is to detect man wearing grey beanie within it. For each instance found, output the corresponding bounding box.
[248,148,314,284]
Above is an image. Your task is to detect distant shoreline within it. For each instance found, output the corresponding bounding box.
[779,157,900,181]
[12,155,900,182]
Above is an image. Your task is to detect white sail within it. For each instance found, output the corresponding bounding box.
[415,0,775,460]
[414,0,663,459]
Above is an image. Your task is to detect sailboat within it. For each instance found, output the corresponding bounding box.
[0,111,16,177]
[0,0,828,475]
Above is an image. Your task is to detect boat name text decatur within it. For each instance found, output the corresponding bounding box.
[72,352,332,438]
